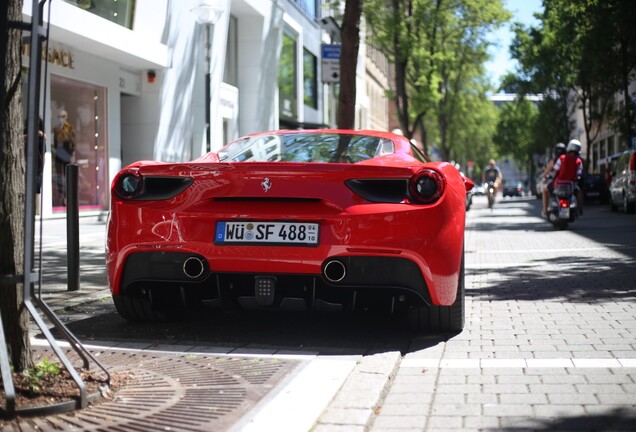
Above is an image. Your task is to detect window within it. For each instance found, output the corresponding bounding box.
[224,16,238,87]
[303,49,318,109]
[279,32,298,121]
[220,133,394,163]
[63,0,135,29]
[293,0,318,20]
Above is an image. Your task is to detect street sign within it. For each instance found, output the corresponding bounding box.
[321,44,341,84]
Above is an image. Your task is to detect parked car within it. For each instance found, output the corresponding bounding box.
[609,149,636,214]
[472,183,486,195]
[459,171,472,211]
[106,129,473,332]
[503,182,525,197]
[465,188,473,210]
[582,174,608,203]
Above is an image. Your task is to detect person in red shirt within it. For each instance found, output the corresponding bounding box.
[542,139,583,218]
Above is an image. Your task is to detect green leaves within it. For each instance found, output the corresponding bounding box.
[21,358,62,394]
[510,0,636,167]
[364,0,509,163]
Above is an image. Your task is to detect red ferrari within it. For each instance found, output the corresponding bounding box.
[106,130,473,332]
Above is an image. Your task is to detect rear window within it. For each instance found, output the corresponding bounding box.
[218,133,395,163]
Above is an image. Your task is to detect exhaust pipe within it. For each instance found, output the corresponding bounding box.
[183,256,205,279]
[323,259,346,282]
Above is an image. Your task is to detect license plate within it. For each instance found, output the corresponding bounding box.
[559,207,570,219]
[215,221,319,246]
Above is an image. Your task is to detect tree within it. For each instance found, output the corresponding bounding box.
[587,0,636,150]
[510,0,636,169]
[432,0,509,161]
[365,0,444,147]
[337,0,363,129]
[1,0,33,372]
[493,97,540,164]
[445,88,499,175]
[365,0,508,159]
[510,18,575,149]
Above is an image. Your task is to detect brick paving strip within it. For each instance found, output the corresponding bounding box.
[316,198,636,431]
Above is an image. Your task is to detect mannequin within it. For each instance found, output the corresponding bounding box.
[53,109,76,206]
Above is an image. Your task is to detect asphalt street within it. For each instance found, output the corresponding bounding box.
[14,194,636,430]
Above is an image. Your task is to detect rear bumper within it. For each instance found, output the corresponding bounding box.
[114,250,434,311]
[107,199,466,306]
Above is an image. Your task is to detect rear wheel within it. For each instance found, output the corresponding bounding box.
[113,288,187,322]
[407,249,465,333]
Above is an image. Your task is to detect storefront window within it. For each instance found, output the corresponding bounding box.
[279,32,298,123]
[303,49,318,109]
[63,0,135,29]
[50,75,108,212]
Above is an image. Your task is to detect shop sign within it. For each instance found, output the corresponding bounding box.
[321,44,340,84]
[22,43,75,69]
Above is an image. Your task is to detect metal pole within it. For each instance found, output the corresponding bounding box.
[66,163,80,291]
[330,83,337,128]
[204,23,211,153]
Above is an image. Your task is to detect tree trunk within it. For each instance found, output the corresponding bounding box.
[1,0,33,371]
[337,0,362,130]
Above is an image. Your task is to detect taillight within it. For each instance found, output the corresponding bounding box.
[409,169,445,204]
[113,171,193,200]
[114,169,143,199]
[630,153,635,170]
[559,198,569,208]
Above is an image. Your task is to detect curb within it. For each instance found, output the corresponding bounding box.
[314,351,402,431]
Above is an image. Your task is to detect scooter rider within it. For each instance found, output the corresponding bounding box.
[544,139,583,218]
[541,143,567,217]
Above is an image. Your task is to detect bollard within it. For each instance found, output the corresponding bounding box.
[66,163,80,291]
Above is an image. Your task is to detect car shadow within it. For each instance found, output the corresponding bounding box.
[40,302,451,356]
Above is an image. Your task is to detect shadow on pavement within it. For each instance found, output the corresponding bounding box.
[499,407,636,431]
[39,299,438,356]
[467,255,636,303]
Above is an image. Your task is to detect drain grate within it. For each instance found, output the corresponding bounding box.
[6,348,299,431]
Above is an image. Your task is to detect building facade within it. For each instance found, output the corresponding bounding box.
[586,79,636,175]
[22,0,390,218]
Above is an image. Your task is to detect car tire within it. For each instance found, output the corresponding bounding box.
[610,196,618,212]
[624,194,635,214]
[113,289,187,322]
[407,249,465,333]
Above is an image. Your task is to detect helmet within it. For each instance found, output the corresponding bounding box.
[555,143,566,157]
[566,139,581,154]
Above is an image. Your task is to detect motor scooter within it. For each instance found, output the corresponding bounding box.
[547,180,578,229]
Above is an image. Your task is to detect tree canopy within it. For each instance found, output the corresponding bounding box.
[364,0,510,168]
[510,0,636,169]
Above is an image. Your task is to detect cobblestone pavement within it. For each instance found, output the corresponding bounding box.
[7,196,636,431]
[317,195,636,432]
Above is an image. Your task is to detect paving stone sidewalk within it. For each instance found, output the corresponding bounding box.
[18,200,636,431]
